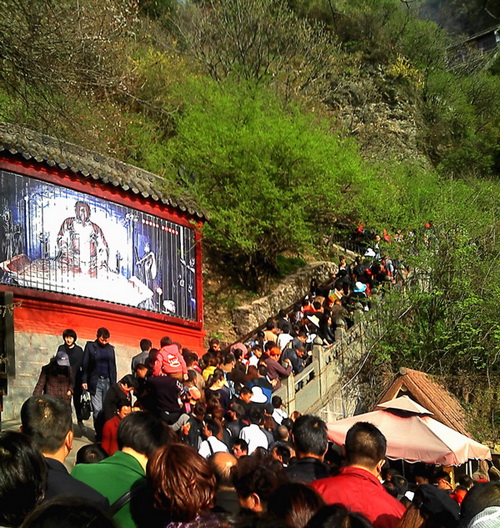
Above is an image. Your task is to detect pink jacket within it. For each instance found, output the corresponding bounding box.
[153,344,187,377]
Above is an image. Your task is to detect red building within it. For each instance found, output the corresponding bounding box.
[0,123,205,419]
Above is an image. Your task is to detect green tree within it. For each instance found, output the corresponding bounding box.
[165,78,366,290]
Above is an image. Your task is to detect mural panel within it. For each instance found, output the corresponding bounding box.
[0,170,197,320]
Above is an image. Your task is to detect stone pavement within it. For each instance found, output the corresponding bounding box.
[1,417,95,471]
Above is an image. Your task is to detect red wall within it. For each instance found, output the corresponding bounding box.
[0,154,206,354]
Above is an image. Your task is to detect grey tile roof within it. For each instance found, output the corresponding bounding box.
[0,122,204,219]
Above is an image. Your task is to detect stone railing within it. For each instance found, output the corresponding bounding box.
[275,320,367,416]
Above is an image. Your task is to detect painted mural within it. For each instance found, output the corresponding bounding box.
[0,170,197,320]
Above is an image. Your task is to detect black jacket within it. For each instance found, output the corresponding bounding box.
[82,340,117,395]
[44,457,109,508]
[284,456,331,483]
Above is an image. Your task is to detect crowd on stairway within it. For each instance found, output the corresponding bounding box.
[2,234,498,528]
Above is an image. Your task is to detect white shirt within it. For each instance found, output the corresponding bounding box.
[198,436,229,458]
[239,424,269,454]
[272,407,288,425]
[277,334,294,351]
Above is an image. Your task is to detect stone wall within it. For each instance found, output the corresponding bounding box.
[3,331,136,421]
[232,261,337,336]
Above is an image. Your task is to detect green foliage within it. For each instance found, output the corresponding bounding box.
[165,78,365,290]
[422,70,500,177]
[372,177,500,382]
[276,255,307,278]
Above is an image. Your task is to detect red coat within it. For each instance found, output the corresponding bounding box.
[101,415,121,456]
[311,466,406,528]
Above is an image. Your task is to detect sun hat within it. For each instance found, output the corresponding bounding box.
[353,281,367,293]
[250,386,267,404]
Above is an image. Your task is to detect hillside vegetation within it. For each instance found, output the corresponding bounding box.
[1,0,498,439]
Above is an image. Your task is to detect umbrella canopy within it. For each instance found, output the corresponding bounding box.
[327,396,491,466]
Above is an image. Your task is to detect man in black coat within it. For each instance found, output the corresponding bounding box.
[20,395,109,509]
[285,414,331,483]
[82,327,117,439]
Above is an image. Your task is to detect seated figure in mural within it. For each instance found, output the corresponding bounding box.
[56,201,109,277]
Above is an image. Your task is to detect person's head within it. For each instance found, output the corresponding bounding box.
[413,484,460,528]
[223,352,235,366]
[159,336,172,348]
[134,363,148,379]
[55,349,71,368]
[239,387,253,404]
[232,455,284,513]
[0,431,47,528]
[257,364,268,377]
[271,445,292,467]
[117,411,170,457]
[249,408,264,426]
[21,497,115,528]
[75,201,91,223]
[140,339,152,352]
[344,422,386,474]
[460,482,500,526]
[62,329,77,347]
[459,474,473,490]
[268,482,324,528]
[251,346,263,359]
[272,396,283,409]
[21,395,72,455]
[233,439,249,459]
[209,451,237,488]
[265,319,276,332]
[75,444,108,464]
[414,464,432,486]
[116,404,132,420]
[192,401,207,421]
[208,338,221,351]
[119,375,138,393]
[276,425,290,442]
[206,368,225,388]
[292,415,328,458]
[203,418,221,439]
[307,504,374,528]
[147,443,216,523]
[96,328,110,345]
[296,345,306,358]
[434,470,452,491]
[297,331,307,343]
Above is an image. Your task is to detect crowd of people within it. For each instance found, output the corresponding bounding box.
[1,394,498,528]
[4,240,496,528]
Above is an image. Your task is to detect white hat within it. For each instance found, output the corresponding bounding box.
[307,315,320,327]
[250,386,267,404]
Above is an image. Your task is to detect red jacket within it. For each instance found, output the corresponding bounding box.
[311,466,406,528]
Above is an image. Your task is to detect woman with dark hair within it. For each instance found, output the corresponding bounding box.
[204,369,230,412]
[0,431,47,528]
[232,454,285,515]
[33,350,73,404]
[268,483,324,528]
[147,444,217,527]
